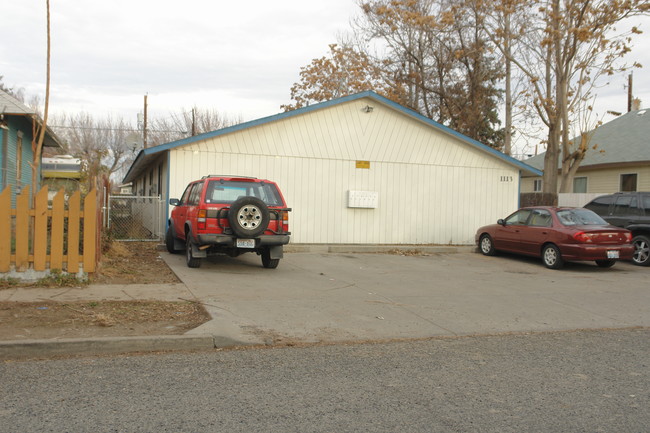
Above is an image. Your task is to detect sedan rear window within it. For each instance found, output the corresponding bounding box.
[557,209,607,226]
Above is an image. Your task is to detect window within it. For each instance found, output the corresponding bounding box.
[584,195,613,215]
[533,179,542,192]
[180,184,193,205]
[529,209,552,227]
[16,132,23,183]
[206,180,283,206]
[613,195,641,216]
[573,177,587,193]
[188,182,202,205]
[557,209,607,226]
[505,209,532,225]
[643,196,650,214]
[620,174,637,192]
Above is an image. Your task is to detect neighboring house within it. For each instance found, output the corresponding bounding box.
[0,89,62,201]
[522,108,650,194]
[123,91,540,245]
[41,155,82,199]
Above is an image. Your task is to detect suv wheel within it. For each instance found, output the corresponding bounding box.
[261,248,280,269]
[228,196,270,238]
[166,225,181,254]
[632,235,650,266]
[185,235,201,268]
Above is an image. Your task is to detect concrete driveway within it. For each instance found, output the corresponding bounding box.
[161,249,650,345]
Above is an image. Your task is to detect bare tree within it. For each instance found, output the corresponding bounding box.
[147,107,242,146]
[51,113,136,191]
[481,0,648,193]
[31,0,52,196]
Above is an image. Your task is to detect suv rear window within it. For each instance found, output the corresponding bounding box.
[205,180,283,206]
[585,195,613,215]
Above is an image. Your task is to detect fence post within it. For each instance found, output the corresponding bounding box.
[0,187,10,273]
[83,189,97,273]
[67,191,81,274]
[50,189,65,270]
[15,186,30,272]
[33,186,49,271]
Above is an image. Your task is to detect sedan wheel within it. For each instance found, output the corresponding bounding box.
[632,235,650,266]
[542,244,564,269]
[479,234,496,256]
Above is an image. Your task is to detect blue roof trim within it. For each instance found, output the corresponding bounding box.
[124,90,541,182]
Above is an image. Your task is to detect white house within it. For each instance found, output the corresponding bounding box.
[122,91,540,245]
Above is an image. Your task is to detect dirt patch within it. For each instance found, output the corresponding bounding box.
[92,241,180,285]
[0,242,209,341]
[0,300,210,341]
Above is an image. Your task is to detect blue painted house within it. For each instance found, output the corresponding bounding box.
[0,89,62,200]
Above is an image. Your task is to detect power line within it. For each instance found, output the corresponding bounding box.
[48,125,187,134]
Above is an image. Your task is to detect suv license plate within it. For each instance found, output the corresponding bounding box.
[236,239,255,249]
[607,250,619,259]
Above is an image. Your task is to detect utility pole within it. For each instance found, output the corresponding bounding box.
[627,73,633,113]
[143,94,148,148]
[191,107,197,136]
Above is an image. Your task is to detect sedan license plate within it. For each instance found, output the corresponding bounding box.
[236,238,255,249]
[607,250,619,259]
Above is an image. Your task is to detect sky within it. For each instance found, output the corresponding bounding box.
[1,0,649,156]
[1,0,360,123]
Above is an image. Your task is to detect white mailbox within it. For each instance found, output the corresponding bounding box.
[348,190,379,208]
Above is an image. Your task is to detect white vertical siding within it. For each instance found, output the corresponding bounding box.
[167,97,520,245]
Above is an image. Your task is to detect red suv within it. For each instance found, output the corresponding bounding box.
[166,176,291,268]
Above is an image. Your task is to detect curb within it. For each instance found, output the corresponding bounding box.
[284,244,477,254]
[0,334,250,360]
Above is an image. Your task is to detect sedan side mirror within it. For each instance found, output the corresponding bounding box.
[169,198,180,206]
[497,219,505,226]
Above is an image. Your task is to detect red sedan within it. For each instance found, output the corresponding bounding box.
[475,207,634,269]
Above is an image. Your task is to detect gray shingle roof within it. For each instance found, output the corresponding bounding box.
[525,109,650,170]
[0,89,34,115]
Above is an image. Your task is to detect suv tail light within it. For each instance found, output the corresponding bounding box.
[198,209,207,230]
[281,210,289,231]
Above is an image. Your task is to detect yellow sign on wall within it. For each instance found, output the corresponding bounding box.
[356,161,371,169]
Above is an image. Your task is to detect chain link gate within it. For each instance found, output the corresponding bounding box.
[105,195,166,241]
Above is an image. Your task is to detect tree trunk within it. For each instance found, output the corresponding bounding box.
[31,0,51,196]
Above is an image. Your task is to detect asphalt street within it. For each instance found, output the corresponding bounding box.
[1,328,648,433]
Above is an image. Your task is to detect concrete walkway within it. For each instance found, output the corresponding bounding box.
[2,245,649,359]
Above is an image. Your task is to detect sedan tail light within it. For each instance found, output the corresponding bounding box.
[573,231,594,243]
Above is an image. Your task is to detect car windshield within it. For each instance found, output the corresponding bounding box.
[556,209,607,226]
[205,180,284,206]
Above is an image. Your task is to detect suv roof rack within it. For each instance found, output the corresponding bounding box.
[200,175,258,180]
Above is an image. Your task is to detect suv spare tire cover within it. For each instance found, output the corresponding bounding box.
[228,196,270,238]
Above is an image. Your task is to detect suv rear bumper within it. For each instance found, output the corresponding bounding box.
[197,234,290,247]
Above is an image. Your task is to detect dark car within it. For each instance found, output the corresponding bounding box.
[584,192,650,266]
[166,175,291,269]
[476,207,634,269]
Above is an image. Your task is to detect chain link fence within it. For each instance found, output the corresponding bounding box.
[105,195,165,241]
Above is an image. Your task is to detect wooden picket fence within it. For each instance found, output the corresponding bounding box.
[0,186,97,275]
